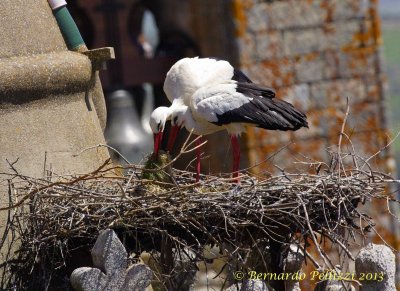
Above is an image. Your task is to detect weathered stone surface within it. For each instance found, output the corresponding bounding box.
[346,101,382,132]
[250,127,292,147]
[310,79,366,110]
[246,3,269,33]
[0,52,92,98]
[360,20,381,47]
[244,58,295,87]
[70,267,107,291]
[122,264,154,290]
[255,31,284,60]
[294,53,337,83]
[338,49,377,78]
[323,21,362,51]
[365,74,385,102]
[355,243,396,291]
[283,20,363,56]
[0,0,66,58]
[237,30,283,63]
[284,28,324,56]
[236,34,257,65]
[91,229,128,273]
[0,0,109,277]
[295,55,326,83]
[71,229,152,291]
[329,0,368,21]
[268,0,327,29]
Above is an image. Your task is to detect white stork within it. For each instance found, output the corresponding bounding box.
[149,57,232,156]
[150,57,308,181]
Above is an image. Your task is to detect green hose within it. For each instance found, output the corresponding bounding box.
[53,6,86,51]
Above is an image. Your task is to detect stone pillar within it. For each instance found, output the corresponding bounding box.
[0,0,109,270]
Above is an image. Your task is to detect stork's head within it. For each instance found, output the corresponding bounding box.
[149,107,171,156]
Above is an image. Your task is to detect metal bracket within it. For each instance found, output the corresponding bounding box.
[82,47,115,71]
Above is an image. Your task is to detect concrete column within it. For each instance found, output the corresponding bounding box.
[0,0,109,273]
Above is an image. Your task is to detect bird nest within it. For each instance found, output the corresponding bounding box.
[0,145,397,289]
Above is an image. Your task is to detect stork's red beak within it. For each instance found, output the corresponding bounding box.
[167,125,180,152]
[153,132,163,156]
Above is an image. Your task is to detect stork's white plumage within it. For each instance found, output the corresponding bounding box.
[163,57,234,105]
[150,57,308,182]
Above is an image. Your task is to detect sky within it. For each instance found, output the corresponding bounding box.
[380,0,400,18]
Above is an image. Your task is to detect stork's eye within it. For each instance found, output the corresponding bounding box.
[173,116,178,124]
[157,122,161,131]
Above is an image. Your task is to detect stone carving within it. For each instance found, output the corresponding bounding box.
[70,229,152,291]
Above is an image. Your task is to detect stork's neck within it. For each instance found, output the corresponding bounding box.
[171,98,185,107]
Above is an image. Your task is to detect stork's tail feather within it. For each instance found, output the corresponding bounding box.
[267,98,308,130]
[245,96,308,131]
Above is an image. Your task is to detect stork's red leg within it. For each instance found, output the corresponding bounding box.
[230,135,240,182]
[195,137,202,182]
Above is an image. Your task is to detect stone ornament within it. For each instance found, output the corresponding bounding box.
[355,243,395,291]
[70,229,152,291]
[226,279,270,291]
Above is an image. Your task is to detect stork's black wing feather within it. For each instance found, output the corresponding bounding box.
[236,82,276,98]
[232,69,275,98]
[214,96,308,131]
[232,69,253,83]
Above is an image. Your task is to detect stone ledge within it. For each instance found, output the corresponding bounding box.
[0,51,92,99]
